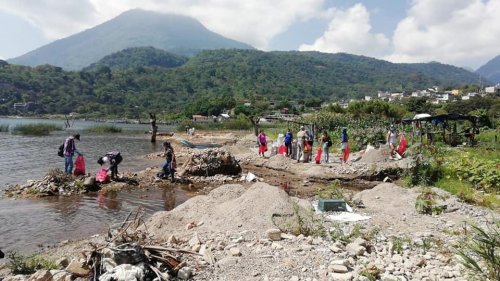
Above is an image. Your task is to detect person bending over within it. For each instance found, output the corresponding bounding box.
[98,151,123,180]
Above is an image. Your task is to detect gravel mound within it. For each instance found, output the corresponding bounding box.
[179,149,241,177]
[146,182,303,241]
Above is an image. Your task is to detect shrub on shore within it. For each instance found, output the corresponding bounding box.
[84,124,122,133]
[0,124,9,132]
[11,123,62,136]
[8,252,58,274]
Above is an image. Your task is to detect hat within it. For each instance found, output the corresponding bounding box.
[74,133,80,141]
[300,125,305,129]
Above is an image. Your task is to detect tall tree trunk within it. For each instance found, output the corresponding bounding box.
[249,116,260,136]
[150,113,158,143]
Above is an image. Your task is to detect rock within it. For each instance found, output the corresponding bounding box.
[290,276,299,281]
[229,247,242,256]
[217,257,239,267]
[177,266,194,280]
[56,257,69,269]
[28,270,52,281]
[50,270,72,281]
[391,254,403,263]
[329,245,342,253]
[329,264,349,273]
[266,228,282,241]
[65,259,90,277]
[83,177,96,188]
[329,272,353,281]
[167,234,178,244]
[188,233,201,247]
[271,242,283,250]
[346,242,365,257]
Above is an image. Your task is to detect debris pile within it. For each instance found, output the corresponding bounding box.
[179,149,241,177]
[84,207,200,281]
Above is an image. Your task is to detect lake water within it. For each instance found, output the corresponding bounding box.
[0,117,190,254]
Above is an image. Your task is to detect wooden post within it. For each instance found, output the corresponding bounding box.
[150,113,158,143]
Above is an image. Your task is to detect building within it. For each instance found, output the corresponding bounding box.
[485,84,500,94]
[192,115,212,123]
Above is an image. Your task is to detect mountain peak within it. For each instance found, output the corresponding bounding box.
[476,55,500,84]
[8,9,253,70]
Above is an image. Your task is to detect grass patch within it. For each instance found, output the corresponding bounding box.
[11,123,62,136]
[84,124,122,133]
[0,124,9,132]
[455,222,500,281]
[7,252,58,274]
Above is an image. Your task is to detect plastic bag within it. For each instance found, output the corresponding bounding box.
[315,147,322,164]
[74,155,86,176]
[278,145,287,155]
[96,168,110,183]
[397,134,407,156]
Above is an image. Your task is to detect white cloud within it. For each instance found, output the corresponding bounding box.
[0,0,325,49]
[386,0,500,69]
[299,4,390,57]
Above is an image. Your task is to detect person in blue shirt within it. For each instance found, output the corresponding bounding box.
[284,128,293,157]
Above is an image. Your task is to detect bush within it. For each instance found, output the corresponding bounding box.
[12,123,62,136]
[0,124,9,132]
[8,252,58,274]
[84,124,122,133]
[456,222,500,281]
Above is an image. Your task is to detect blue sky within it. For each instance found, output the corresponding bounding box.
[0,0,498,70]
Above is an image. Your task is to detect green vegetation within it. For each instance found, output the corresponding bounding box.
[415,187,444,215]
[272,201,326,237]
[0,49,483,118]
[84,47,188,71]
[0,124,9,132]
[11,123,62,136]
[7,252,58,274]
[456,222,500,281]
[84,124,122,133]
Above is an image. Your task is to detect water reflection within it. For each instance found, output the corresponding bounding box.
[0,187,190,254]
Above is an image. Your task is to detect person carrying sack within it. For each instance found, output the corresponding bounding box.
[63,133,82,174]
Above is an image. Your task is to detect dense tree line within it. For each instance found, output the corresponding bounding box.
[0,49,483,118]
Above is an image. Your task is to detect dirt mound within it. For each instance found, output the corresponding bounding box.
[178,149,241,177]
[146,182,305,241]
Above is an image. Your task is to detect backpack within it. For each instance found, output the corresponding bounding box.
[58,143,64,157]
[284,133,292,144]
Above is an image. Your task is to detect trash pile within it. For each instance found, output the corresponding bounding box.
[179,149,241,177]
[3,169,91,197]
[84,207,200,281]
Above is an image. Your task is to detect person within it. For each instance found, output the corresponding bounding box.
[257,130,267,157]
[304,128,314,162]
[387,125,398,158]
[63,133,81,174]
[97,151,123,180]
[159,142,176,182]
[340,128,349,163]
[296,126,306,162]
[284,128,293,157]
[321,130,332,163]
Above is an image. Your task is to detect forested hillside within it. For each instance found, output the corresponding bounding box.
[0,49,483,118]
[84,47,188,71]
